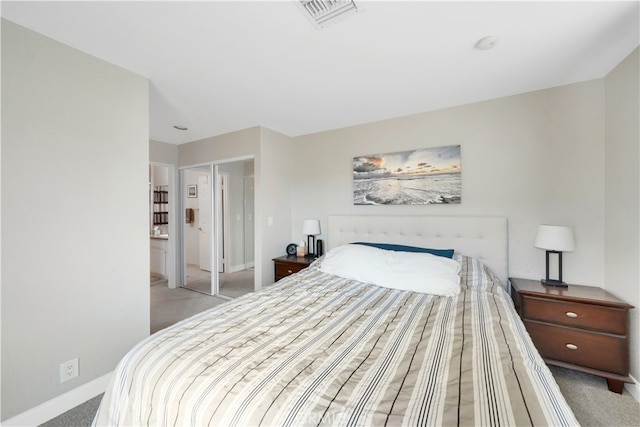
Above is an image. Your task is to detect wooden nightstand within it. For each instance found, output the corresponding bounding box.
[509,277,634,393]
[272,255,315,282]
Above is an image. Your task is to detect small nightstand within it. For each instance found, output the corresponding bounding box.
[509,277,634,393]
[272,255,315,282]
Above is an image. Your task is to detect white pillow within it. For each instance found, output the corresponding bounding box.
[320,244,461,297]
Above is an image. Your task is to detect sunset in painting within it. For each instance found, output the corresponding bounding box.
[353,145,461,205]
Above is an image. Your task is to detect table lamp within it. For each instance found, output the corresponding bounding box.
[534,225,575,287]
[302,219,321,258]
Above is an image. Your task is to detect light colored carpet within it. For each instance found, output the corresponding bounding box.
[150,273,167,286]
[150,281,228,335]
[548,365,639,426]
[220,269,255,298]
[38,393,103,427]
[182,265,254,299]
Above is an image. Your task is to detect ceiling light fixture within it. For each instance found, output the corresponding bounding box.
[475,35,499,51]
[173,125,188,131]
[298,0,361,29]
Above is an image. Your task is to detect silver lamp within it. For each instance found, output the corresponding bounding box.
[302,219,321,258]
[534,225,575,287]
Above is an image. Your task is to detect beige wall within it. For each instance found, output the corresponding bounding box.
[150,139,179,165]
[605,47,640,392]
[257,128,294,287]
[1,20,149,420]
[178,127,259,168]
[291,80,606,287]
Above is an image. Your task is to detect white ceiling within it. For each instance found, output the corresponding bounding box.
[2,1,639,145]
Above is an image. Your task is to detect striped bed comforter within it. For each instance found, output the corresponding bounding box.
[93,256,578,426]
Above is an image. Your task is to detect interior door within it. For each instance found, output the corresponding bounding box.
[198,174,212,272]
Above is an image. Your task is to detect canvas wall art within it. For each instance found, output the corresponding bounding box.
[353,145,461,205]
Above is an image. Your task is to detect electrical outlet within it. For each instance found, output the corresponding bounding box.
[60,358,79,383]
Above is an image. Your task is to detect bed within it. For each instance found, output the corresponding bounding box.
[93,215,578,426]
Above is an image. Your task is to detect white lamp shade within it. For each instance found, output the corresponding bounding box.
[302,219,321,236]
[534,225,575,252]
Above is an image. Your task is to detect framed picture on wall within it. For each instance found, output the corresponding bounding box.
[187,184,198,198]
[353,145,461,205]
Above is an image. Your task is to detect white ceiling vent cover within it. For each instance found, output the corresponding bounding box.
[298,0,361,29]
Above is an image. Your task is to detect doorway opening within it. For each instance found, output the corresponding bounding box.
[180,158,255,299]
[149,162,176,289]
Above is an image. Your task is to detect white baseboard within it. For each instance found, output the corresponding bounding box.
[625,374,640,402]
[1,372,112,427]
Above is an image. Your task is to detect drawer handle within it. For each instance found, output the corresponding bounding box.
[565,311,578,318]
[565,343,578,350]
[287,269,293,274]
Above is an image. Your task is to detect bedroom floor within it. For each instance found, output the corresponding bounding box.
[549,365,639,426]
[149,268,255,334]
[150,279,227,334]
[182,264,254,298]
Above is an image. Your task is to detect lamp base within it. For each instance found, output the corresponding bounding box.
[541,279,568,288]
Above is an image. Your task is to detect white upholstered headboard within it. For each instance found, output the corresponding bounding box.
[328,215,508,286]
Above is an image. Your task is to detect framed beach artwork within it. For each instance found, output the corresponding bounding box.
[353,145,461,205]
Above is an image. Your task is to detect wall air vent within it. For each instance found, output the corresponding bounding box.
[298,0,361,29]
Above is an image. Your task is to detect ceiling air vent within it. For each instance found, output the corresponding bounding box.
[298,0,361,29]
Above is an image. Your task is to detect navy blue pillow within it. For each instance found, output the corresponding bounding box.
[352,242,454,259]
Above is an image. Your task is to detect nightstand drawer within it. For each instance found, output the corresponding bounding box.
[275,262,306,278]
[273,256,315,282]
[525,321,627,375]
[521,297,627,335]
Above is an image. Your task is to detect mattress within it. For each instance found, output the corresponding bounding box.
[93,255,578,426]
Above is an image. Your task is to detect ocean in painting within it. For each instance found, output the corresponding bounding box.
[353,172,461,205]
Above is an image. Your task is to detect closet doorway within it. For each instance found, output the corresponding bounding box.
[182,166,214,294]
[180,158,255,298]
[217,160,254,298]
